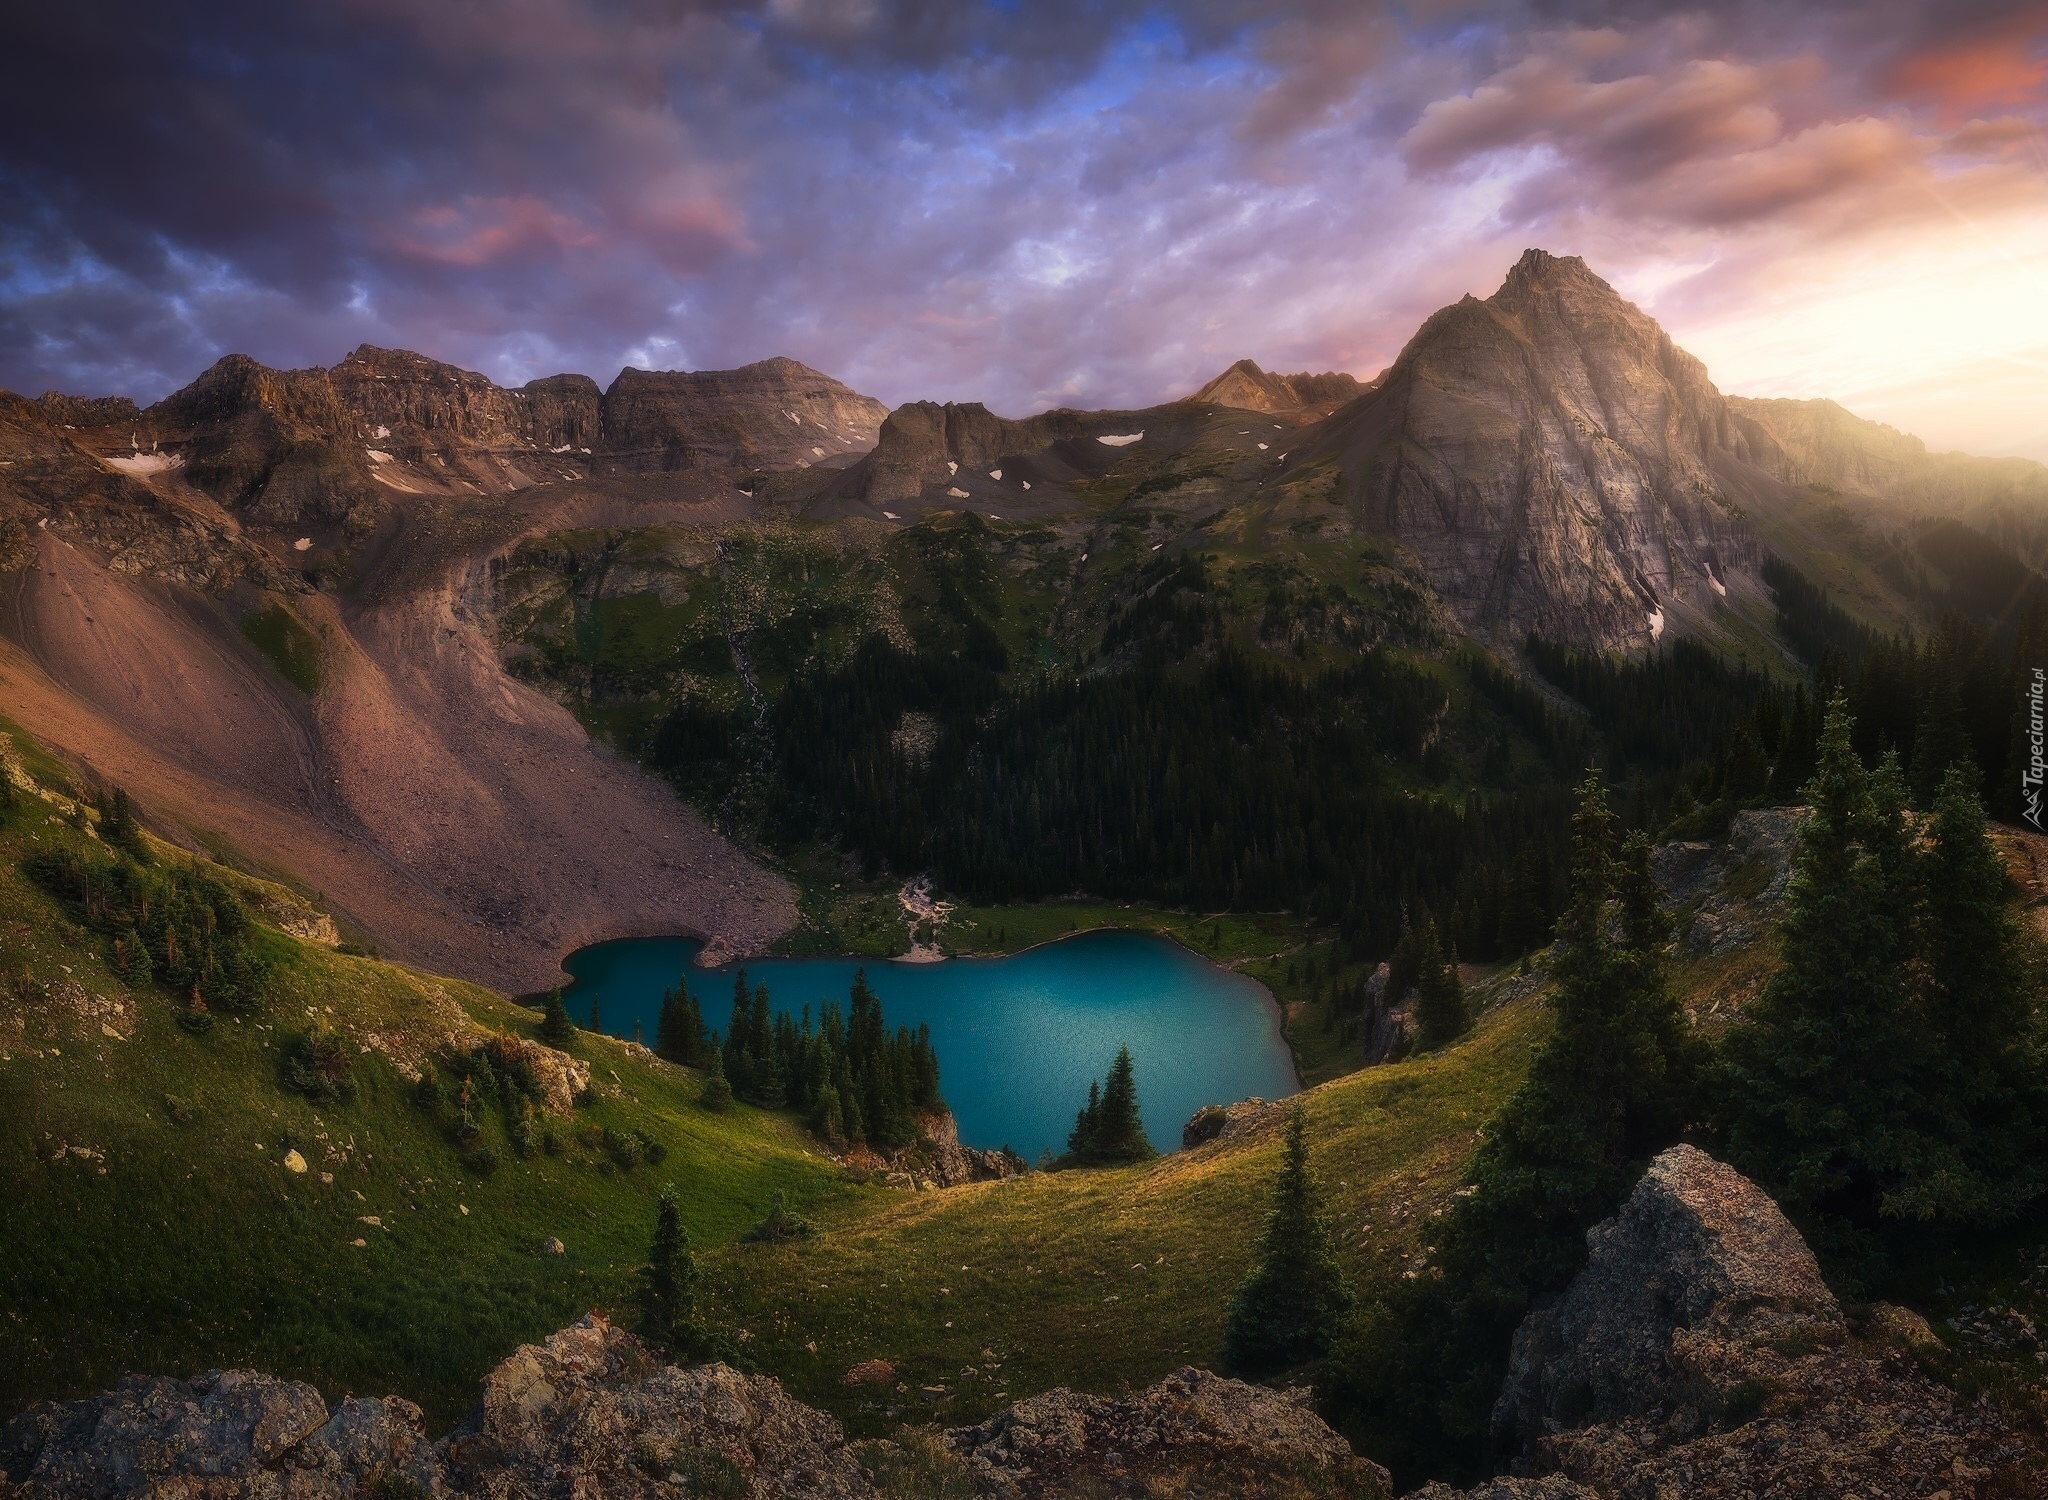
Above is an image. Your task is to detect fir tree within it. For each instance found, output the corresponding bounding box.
[1067,1046,1154,1164]
[658,979,709,1066]
[1410,915,1469,1050]
[537,987,576,1049]
[700,1045,733,1112]
[638,1187,697,1351]
[1718,698,1929,1233]
[1222,1105,1353,1378]
[1327,772,1696,1481]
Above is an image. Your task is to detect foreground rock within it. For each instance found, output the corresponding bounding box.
[2,1318,1381,1499]
[1443,1144,2046,1499]
[946,1368,1390,1500]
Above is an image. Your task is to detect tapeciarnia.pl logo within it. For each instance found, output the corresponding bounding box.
[2027,667,2046,831]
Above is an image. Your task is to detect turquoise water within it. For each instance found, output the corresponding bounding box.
[560,931,1298,1160]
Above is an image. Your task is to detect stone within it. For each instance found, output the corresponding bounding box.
[539,1236,565,1255]
[1460,1145,2048,1500]
[946,1366,1390,1500]
[1492,1143,1841,1446]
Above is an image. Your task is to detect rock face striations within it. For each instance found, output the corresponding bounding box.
[601,357,889,473]
[1301,250,1784,654]
[27,347,887,535]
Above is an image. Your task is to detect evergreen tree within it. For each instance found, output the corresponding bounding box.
[1410,915,1469,1050]
[537,987,576,1049]
[1718,698,1930,1234]
[700,1045,733,1112]
[1906,762,2045,1219]
[638,1187,698,1352]
[1066,1046,1154,1164]
[1223,1106,1353,1378]
[657,979,708,1066]
[1327,772,1696,1483]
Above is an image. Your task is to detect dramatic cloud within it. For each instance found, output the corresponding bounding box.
[1,0,2044,457]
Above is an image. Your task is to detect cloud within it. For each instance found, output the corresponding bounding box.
[0,0,2044,463]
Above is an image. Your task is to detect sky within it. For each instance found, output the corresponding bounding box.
[2,1,2044,459]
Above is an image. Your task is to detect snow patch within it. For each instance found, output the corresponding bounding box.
[373,424,391,439]
[365,449,393,464]
[293,537,313,552]
[1647,607,1666,641]
[1021,480,1032,490]
[947,486,970,499]
[1151,543,1162,551]
[811,446,826,457]
[882,511,901,520]
[102,452,177,477]
[1257,442,1269,450]
[987,513,1001,520]
[947,461,958,474]
[549,444,572,454]
[989,469,1002,480]
[1097,432,1143,447]
[1708,572,1727,597]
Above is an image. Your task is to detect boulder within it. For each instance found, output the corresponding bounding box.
[1,1368,347,1498]
[1359,963,1412,1065]
[442,1314,872,1499]
[1471,1145,2048,1500]
[946,1367,1390,1500]
[1493,1143,1841,1446]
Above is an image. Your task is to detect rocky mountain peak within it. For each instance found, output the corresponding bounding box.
[1302,249,1771,655]
[1190,358,1364,415]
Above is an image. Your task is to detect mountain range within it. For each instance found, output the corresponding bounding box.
[3,249,2046,989]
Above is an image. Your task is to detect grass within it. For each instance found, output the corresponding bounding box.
[0,737,852,1423]
[239,600,325,695]
[708,990,1550,1434]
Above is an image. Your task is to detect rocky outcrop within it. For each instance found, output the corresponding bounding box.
[882,1113,1020,1189]
[1303,250,1774,654]
[1650,805,1806,957]
[2,1318,1388,1500]
[946,1367,1390,1500]
[1461,1145,2047,1500]
[1358,962,1413,1065]
[1492,1144,1841,1446]
[1179,1095,1288,1151]
[600,357,887,473]
[1190,359,1366,416]
[826,398,1159,509]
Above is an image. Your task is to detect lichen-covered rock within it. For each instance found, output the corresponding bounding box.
[1651,807,1807,958]
[1493,1143,1841,1446]
[1475,1145,2048,1500]
[945,1367,1390,1500]
[441,1314,873,1499]
[1,1368,337,1498]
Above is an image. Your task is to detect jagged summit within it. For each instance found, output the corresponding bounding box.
[1188,358,1364,415]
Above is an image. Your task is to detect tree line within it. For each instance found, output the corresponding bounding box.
[1217,700,2046,1486]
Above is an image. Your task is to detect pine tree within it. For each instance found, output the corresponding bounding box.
[1718,698,1929,1233]
[1904,762,2045,1219]
[638,1187,698,1352]
[1410,914,1469,1050]
[1067,1047,1154,1164]
[700,1045,733,1112]
[537,987,576,1049]
[1327,771,1696,1480]
[1223,1105,1353,1378]
[657,981,708,1066]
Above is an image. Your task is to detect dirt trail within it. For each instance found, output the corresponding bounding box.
[0,482,795,993]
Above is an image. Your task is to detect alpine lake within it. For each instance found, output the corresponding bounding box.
[559,930,1299,1161]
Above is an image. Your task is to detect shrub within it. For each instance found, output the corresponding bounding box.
[281,1025,355,1105]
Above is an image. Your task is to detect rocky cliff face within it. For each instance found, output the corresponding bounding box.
[0,1315,1387,1500]
[1190,359,1366,416]
[825,398,1164,509]
[601,357,888,473]
[1302,250,1779,654]
[21,349,888,536]
[1421,1144,2045,1500]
